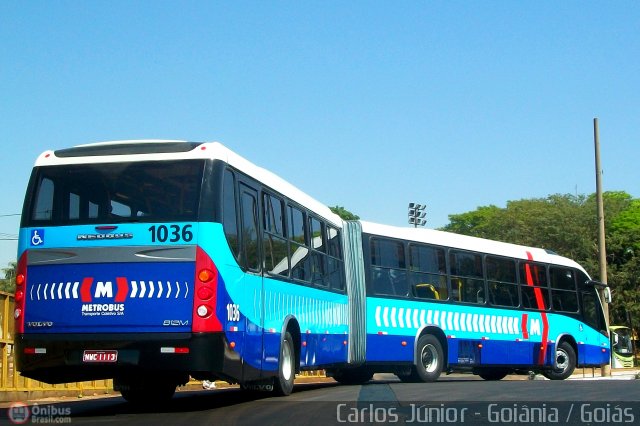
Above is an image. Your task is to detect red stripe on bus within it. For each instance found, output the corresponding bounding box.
[525,251,549,365]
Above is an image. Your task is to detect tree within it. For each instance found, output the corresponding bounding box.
[0,261,16,293]
[441,191,640,332]
[330,206,360,221]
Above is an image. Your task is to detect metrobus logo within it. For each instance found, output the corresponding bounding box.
[80,277,129,302]
[28,278,191,301]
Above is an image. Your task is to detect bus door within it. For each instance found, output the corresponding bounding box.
[238,184,264,380]
[579,290,605,364]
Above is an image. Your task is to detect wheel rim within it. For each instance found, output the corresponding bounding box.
[555,348,569,372]
[420,343,439,373]
[282,340,293,381]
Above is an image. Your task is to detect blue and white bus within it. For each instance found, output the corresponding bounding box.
[15,140,351,402]
[14,140,610,402]
[337,222,611,383]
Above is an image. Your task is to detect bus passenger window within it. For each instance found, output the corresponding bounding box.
[326,227,345,292]
[486,256,518,307]
[327,256,345,291]
[327,226,342,259]
[371,267,408,296]
[450,251,485,304]
[309,217,325,252]
[370,238,408,297]
[288,205,312,282]
[223,170,241,261]
[240,188,260,271]
[409,244,448,301]
[519,261,550,310]
[263,193,289,277]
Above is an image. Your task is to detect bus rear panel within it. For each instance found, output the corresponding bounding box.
[15,149,236,384]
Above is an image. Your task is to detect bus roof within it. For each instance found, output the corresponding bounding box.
[360,220,588,273]
[33,140,344,227]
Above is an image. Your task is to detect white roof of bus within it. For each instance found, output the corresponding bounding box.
[34,140,344,227]
[360,220,587,273]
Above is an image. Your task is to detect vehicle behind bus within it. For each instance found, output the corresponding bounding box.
[610,326,635,368]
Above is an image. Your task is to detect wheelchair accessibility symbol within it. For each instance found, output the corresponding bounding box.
[31,229,45,246]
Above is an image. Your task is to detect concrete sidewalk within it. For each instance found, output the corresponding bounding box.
[568,368,639,381]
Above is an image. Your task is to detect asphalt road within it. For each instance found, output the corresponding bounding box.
[4,376,640,425]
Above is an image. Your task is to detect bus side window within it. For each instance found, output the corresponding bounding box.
[240,185,260,271]
[223,170,241,262]
[263,193,289,277]
[450,251,485,304]
[288,205,311,282]
[326,226,345,292]
[519,261,550,311]
[409,244,448,301]
[486,256,518,307]
[370,238,408,297]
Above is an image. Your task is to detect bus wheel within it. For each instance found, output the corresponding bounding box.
[415,334,444,382]
[273,331,296,396]
[477,369,509,381]
[332,366,374,385]
[543,341,576,380]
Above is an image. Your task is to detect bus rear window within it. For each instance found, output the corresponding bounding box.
[22,160,205,226]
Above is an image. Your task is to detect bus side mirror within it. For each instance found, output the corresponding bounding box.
[586,280,612,303]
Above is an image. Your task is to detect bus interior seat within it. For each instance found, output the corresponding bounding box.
[414,283,440,300]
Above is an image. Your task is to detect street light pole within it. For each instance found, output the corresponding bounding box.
[594,117,611,377]
[408,203,426,228]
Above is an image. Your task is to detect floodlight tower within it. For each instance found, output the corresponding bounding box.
[408,203,426,228]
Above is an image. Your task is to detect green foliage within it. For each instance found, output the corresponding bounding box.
[441,191,640,330]
[0,261,16,293]
[330,206,360,221]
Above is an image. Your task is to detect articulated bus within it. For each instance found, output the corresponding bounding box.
[340,222,611,383]
[15,140,610,402]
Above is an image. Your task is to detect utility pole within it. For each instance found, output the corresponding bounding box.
[594,117,611,376]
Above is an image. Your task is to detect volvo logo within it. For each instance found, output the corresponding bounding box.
[27,321,53,328]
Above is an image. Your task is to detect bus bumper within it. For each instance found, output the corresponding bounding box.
[15,332,241,384]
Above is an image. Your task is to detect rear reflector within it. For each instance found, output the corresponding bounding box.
[160,347,190,354]
[24,348,47,354]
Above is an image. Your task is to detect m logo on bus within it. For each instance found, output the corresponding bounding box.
[80,277,129,303]
[521,313,543,339]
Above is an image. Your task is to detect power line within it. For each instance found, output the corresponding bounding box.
[0,213,20,217]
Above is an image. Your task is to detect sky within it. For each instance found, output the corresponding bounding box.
[1,1,639,270]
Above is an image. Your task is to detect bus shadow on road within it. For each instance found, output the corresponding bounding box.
[67,382,342,418]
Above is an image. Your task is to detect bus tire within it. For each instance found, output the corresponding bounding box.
[543,341,576,380]
[477,368,509,381]
[273,331,296,396]
[414,334,444,382]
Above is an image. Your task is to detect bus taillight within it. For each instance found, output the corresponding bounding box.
[192,247,222,333]
[14,252,28,334]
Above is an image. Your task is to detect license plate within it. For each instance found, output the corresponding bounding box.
[82,350,118,363]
